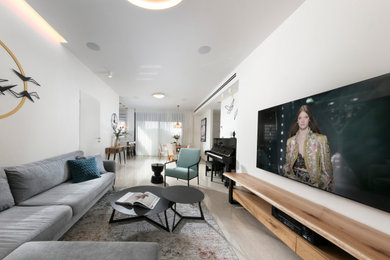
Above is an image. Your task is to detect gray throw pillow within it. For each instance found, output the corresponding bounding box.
[93,154,107,174]
[0,168,15,211]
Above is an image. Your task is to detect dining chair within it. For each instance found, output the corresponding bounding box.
[166,143,176,161]
[158,144,167,160]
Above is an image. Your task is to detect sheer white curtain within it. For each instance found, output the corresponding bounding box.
[135,110,193,156]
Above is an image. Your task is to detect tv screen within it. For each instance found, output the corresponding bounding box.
[256,73,390,213]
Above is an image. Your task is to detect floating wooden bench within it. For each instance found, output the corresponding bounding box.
[223,172,390,260]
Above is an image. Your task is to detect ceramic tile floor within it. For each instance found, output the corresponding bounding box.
[113,155,299,260]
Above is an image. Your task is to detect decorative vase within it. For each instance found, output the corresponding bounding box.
[115,138,120,147]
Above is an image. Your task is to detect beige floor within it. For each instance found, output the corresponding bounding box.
[114,155,300,260]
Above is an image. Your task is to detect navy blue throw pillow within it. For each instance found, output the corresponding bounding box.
[68,157,101,183]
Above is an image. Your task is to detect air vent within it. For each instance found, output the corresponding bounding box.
[194,73,236,113]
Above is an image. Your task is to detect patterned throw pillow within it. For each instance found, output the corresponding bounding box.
[67,157,101,183]
[76,155,106,174]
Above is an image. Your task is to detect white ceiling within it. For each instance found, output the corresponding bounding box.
[26,0,304,111]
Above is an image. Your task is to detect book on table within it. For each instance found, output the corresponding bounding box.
[115,191,160,209]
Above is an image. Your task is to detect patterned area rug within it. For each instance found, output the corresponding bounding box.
[61,191,238,260]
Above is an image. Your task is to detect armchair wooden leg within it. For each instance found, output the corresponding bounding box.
[164,174,166,187]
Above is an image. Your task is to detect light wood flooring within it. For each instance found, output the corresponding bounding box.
[114,156,300,260]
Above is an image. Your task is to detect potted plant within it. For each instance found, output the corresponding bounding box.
[113,126,128,147]
[172,134,180,144]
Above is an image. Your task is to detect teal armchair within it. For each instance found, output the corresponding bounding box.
[164,148,201,187]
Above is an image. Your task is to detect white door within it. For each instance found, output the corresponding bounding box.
[79,91,101,155]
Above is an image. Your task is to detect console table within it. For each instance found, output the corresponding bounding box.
[105,146,126,164]
[223,172,390,260]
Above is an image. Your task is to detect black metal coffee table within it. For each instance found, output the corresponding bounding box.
[161,185,205,231]
[109,186,172,232]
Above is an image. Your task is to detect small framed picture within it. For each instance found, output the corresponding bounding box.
[201,118,207,142]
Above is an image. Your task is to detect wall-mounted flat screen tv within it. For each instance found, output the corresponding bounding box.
[256,73,390,213]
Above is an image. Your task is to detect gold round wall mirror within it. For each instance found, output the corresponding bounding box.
[0,40,28,119]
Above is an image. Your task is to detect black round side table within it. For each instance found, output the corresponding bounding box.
[161,185,205,231]
[151,163,164,184]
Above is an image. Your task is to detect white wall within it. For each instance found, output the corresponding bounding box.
[233,0,390,234]
[220,91,238,138]
[126,108,135,141]
[0,4,118,166]
[193,109,212,160]
[212,109,220,138]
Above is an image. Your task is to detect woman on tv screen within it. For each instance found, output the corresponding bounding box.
[283,105,334,191]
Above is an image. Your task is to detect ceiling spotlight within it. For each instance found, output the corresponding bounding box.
[152,93,165,99]
[128,0,182,10]
[86,42,100,51]
[107,71,113,78]
[198,45,211,54]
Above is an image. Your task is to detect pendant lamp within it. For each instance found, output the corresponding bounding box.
[174,105,182,129]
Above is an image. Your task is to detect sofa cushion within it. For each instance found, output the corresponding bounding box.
[19,172,115,217]
[77,155,107,174]
[94,155,107,174]
[0,168,15,212]
[4,151,83,204]
[165,167,197,179]
[0,205,72,259]
[68,157,100,183]
[3,241,159,260]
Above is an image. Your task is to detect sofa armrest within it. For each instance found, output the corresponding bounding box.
[103,160,116,173]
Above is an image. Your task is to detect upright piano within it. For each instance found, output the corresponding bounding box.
[205,137,236,173]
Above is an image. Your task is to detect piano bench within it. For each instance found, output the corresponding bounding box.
[205,161,224,182]
[205,161,214,176]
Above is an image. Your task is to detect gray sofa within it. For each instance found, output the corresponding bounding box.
[0,151,158,260]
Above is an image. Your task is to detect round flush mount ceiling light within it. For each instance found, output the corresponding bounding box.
[152,93,165,99]
[128,0,182,10]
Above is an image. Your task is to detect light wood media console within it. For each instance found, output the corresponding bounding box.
[223,172,390,260]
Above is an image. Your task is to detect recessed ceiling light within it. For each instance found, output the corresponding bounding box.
[128,0,182,10]
[198,45,211,54]
[86,42,100,51]
[107,71,113,78]
[152,93,165,99]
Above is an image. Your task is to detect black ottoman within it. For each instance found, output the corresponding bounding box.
[151,163,164,184]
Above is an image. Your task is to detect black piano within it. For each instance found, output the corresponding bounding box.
[205,137,236,174]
